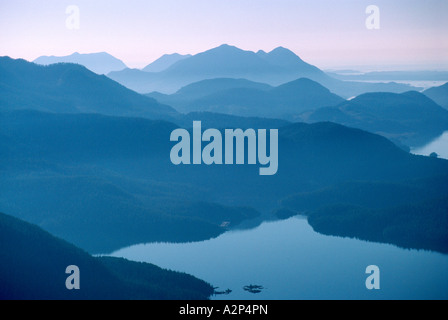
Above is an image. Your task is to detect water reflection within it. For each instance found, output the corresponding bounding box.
[110,216,448,300]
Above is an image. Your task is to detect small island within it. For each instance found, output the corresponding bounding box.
[213,287,232,295]
[243,285,265,294]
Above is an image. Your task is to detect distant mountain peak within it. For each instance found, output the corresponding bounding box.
[33,52,128,75]
[402,90,442,105]
[142,53,192,72]
[265,46,305,62]
[163,53,184,57]
[270,46,289,52]
[274,77,332,92]
[208,44,244,53]
[217,43,236,49]
[108,44,326,93]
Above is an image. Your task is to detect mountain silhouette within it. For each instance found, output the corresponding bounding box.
[174,78,272,99]
[269,78,344,115]
[424,82,448,110]
[256,46,321,73]
[0,212,214,300]
[163,44,285,75]
[107,44,327,93]
[304,91,448,147]
[108,44,417,97]
[33,52,128,75]
[142,53,192,72]
[146,78,272,109]
[149,77,344,118]
[0,56,177,119]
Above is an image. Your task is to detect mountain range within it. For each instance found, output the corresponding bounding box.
[142,53,192,72]
[3,38,448,301]
[302,91,448,147]
[107,45,417,97]
[148,78,345,119]
[2,45,448,278]
[0,56,176,120]
[33,52,128,75]
[2,55,445,149]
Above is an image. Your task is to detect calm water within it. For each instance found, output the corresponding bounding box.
[412,131,448,160]
[110,216,448,300]
[346,80,447,91]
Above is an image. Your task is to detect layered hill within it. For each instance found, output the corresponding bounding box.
[143,53,192,72]
[0,110,260,253]
[0,57,177,120]
[34,52,128,75]
[2,52,448,255]
[302,91,448,147]
[0,212,214,300]
[2,109,448,253]
[108,45,415,97]
[424,82,448,110]
[147,78,344,119]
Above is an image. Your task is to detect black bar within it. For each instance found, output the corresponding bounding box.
[2,300,444,318]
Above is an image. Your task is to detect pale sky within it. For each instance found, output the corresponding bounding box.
[1,0,447,71]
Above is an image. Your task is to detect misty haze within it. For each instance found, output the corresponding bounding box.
[1,0,448,302]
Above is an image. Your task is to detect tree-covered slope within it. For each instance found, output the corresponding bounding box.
[0,212,214,300]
